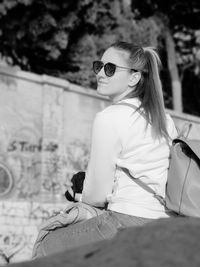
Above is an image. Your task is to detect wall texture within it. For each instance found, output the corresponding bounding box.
[0,66,199,263]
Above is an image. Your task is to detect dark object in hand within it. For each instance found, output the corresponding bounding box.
[65,172,85,202]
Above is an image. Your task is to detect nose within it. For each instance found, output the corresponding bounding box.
[97,66,106,77]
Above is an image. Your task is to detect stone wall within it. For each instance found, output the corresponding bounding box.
[0,66,199,264]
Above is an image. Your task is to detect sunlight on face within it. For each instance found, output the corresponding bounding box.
[96,47,133,102]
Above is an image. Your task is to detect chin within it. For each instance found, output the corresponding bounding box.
[97,87,109,96]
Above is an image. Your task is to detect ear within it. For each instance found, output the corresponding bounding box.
[128,72,141,87]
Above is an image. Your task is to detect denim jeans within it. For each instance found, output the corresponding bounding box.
[35,210,154,258]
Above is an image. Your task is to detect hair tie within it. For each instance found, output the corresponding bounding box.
[140,47,144,54]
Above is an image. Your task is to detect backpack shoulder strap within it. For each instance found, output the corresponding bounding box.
[173,137,200,159]
[121,168,165,206]
[121,167,155,194]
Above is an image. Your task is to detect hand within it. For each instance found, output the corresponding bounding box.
[64,172,85,202]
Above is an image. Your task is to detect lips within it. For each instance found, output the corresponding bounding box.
[98,81,108,85]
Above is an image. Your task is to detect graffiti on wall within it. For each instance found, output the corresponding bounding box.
[0,201,68,264]
[7,138,58,153]
[0,231,27,264]
[0,125,63,200]
[0,123,90,200]
[0,162,14,197]
[0,73,92,263]
[64,139,89,171]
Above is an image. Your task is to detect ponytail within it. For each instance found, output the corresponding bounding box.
[141,47,169,139]
[110,42,169,139]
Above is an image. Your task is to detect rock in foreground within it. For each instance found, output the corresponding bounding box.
[7,217,200,267]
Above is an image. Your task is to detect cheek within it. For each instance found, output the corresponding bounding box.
[110,75,128,91]
[97,74,129,95]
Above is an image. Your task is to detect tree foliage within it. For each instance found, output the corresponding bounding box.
[0,0,199,115]
[131,0,200,115]
[0,0,163,87]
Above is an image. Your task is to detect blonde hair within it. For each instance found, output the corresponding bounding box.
[110,42,168,139]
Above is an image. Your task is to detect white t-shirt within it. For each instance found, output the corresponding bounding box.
[82,98,178,219]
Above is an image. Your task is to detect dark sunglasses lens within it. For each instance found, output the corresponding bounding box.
[93,61,103,74]
[104,63,116,77]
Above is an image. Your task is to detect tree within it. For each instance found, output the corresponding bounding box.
[0,0,199,116]
[131,0,200,114]
[0,0,164,87]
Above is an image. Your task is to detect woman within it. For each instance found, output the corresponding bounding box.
[35,41,177,256]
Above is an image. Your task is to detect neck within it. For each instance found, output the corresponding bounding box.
[111,87,134,103]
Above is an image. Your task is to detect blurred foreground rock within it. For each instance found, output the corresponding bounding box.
[6,217,200,267]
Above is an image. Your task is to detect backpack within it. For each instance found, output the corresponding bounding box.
[115,102,200,217]
[165,137,200,217]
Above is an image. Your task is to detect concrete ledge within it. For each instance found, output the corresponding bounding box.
[0,66,109,101]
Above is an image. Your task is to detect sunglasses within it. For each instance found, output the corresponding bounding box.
[93,60,137,77]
